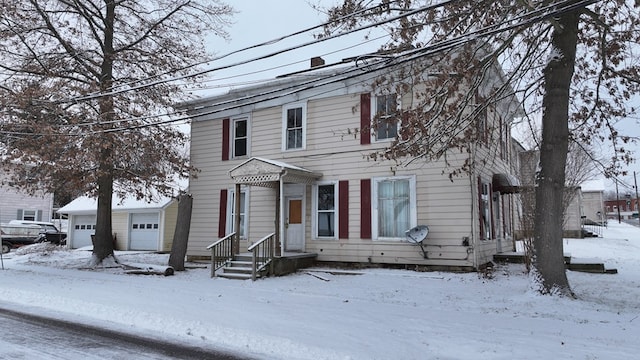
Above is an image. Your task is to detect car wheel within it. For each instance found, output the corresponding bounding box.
[1,242,10,254]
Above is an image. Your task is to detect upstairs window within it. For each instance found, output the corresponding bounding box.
[232,117,249,158]
[282,102,306,151]
[373,94,398,141]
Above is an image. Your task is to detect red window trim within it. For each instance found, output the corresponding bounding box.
[222,118,230,161]
[360,93,371,145]
[339,181,349,239]
[360,179,372,239]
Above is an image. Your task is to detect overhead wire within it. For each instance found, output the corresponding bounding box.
[51,0,405,104]
[1,0,602,136]
[99,0,601,134]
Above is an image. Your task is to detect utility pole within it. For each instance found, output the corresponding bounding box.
[615,178,621,224]
[635,171,639,225]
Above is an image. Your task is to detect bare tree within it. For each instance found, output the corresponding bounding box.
[321,0,639,296]
[0,1,233,265]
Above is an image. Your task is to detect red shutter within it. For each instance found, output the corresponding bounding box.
[218,189,228,238]
[222,118,230,161]
[360,179,371,239]
[360,93,371,145]
[478,176,484,240]
[339,180,349,239]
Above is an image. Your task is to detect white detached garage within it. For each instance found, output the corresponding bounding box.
[58,194,179,252]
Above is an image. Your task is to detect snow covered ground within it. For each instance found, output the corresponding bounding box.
[1,222,639,360]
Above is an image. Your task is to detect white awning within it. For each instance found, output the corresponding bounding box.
[228,157,322,187]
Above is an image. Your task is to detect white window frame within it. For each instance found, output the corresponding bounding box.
[226,187,249,239]
[21,209,37,221]
[371,93,400,142]
[282,102,307,151]
[372,175,417,241]
[312,181,339,240]
[231,115,250,159]
[480,181,492,240]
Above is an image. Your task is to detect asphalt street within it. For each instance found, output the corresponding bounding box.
[0,307,252,360]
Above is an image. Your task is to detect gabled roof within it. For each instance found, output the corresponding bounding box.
[229,157,322,187]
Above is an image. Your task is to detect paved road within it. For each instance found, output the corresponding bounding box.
[622,219,640,227]
[0,307,252,360]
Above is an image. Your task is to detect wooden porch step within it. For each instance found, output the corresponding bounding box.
[216,256,267,280]
[493,252,571,264]
[493,253,617,274]
[566,257,618,274]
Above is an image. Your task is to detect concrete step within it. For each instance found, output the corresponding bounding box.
[218,272,253,280]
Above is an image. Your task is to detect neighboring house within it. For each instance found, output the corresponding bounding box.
[516,150,604,239]
[58,194,180,251]
[605,198,638,220]
[580,179,606,224]
[563,187,583,238]
[0,171,54,225]
[181,56,523,271]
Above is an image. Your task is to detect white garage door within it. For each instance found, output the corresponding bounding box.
[130,213,159,251]
[72,215,96,249]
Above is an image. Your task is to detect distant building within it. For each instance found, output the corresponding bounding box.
[0,171,54,224]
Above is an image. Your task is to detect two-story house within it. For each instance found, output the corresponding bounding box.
[181,56,522,276]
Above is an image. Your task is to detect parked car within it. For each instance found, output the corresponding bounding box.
[8,220,67,245]
[1,222,41,253]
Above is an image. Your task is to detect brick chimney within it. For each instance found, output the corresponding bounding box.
[311,56,325,68]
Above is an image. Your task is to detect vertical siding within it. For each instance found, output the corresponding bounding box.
[112,212,128,250]
[162,201,179,252]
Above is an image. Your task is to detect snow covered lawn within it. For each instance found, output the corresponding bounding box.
[1,222,639,359]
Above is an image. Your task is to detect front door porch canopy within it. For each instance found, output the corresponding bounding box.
[228,157,322,187]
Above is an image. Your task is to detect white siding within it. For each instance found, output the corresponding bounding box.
[0,178,53,224]
[188,89,518,269]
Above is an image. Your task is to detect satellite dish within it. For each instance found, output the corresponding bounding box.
[405,225,429,244]
[405,225,429,259]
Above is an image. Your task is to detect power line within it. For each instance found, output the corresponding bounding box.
[1,0,602,137]
[49,0,408,104]
[98,0,601,134]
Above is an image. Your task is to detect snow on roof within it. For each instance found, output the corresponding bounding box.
[58,193,176,214]
[58,178,188,214]
[581,179,605,192]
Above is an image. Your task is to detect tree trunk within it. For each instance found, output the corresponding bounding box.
[168,194,193,271]
[92,166,115,265]
[91,0,117,266]
[532,11,579,296]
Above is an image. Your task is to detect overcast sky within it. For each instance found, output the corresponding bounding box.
[198,0,385,96]
[199,1,640,192]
